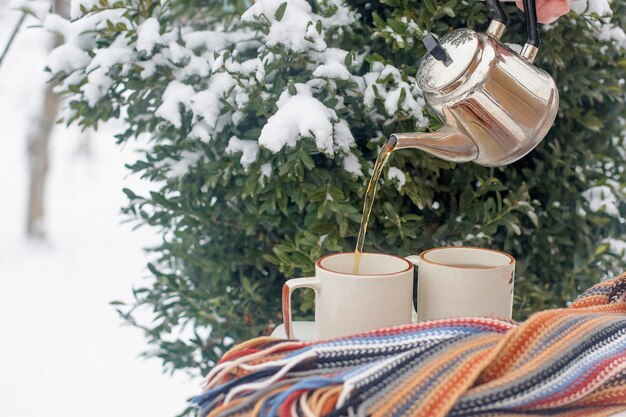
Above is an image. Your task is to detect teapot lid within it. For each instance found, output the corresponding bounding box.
[417,29,480,93]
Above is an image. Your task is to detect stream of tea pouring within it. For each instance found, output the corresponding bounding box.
[352,140,396,274]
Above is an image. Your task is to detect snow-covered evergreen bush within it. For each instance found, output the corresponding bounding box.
[15,0,626,384]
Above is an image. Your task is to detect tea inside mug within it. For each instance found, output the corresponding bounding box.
[319,253,412,275]
[422,247,513,268]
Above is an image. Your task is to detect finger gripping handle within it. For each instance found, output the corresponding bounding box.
[282,277,320,340]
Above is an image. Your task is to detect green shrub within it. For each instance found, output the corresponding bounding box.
[29,0,626,384]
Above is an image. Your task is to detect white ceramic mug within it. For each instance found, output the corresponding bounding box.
[282,252,414,340]
[406,246,515,321]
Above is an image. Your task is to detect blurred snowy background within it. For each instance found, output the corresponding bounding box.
[0,4,195,416]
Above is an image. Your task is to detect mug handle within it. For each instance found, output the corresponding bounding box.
[405,256,420,323]
[282,277,321,340]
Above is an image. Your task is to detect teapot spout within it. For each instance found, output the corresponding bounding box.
[387,126,478,163]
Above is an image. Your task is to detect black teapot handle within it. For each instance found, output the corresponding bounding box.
[485,0,507,25]
[521,0,540,47]
[485,0,540,48]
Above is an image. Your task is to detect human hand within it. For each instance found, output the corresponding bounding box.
[516,0,570,24]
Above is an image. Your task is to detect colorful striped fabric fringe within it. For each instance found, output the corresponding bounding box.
[192,273,626,417]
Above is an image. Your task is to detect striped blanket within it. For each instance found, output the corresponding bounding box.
[193,273,626,417]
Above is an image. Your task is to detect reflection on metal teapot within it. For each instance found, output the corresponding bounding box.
[389,0,559,167]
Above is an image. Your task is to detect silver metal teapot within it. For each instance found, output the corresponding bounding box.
[388,0,559,167]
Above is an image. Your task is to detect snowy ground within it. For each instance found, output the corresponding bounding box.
[0,10,196,417]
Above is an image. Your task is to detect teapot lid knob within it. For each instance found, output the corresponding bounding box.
[422,34,453,67]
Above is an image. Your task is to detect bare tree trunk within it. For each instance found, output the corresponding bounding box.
[25,0,67,239]
[26,81,59,239]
